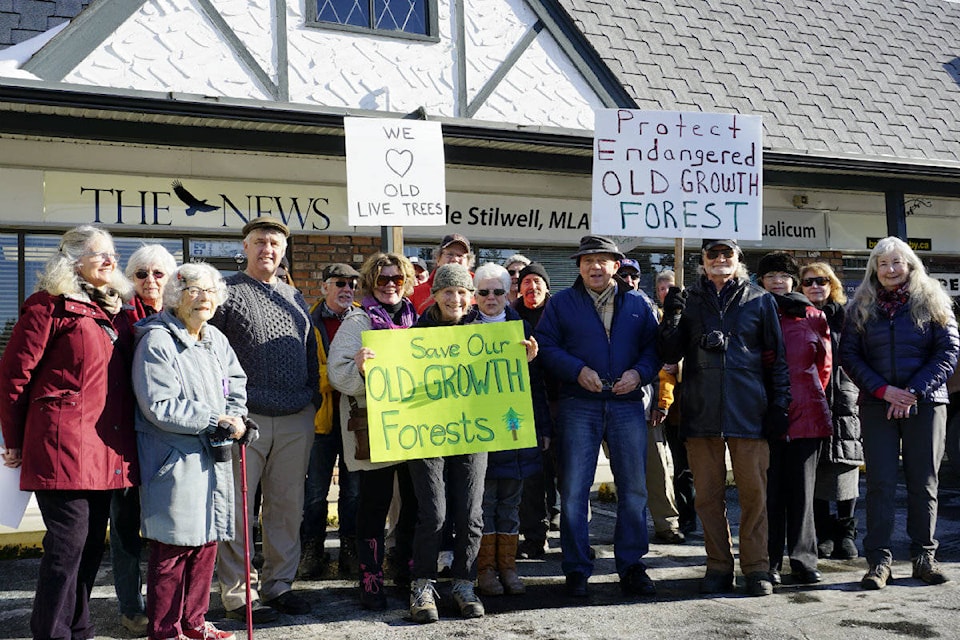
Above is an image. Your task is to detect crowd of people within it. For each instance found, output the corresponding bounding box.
[0,223,956,639]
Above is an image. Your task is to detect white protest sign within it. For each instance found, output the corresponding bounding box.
[591,109,763,240]
[345,117,446,226]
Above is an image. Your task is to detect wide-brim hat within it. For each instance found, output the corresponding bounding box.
[570,235,625,260]
[242,215,290,238]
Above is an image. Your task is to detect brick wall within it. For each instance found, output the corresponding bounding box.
[0,0,90,47]
[790,250,846,278]
[289,234,381,305]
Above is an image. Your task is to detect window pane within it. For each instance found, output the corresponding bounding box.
[0,234,19,359]
[375,0,426,34]
[318,0,370,28]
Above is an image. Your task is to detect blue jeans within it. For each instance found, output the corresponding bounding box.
[302,430,359,543]
[557,396,648,577]
[109,487,144,616]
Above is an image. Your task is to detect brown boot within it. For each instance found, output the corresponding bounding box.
[477,534,503,596]
[497,533,526,595]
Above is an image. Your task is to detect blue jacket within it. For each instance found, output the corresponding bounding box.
[840,301,958,405]
[535,277,661,402]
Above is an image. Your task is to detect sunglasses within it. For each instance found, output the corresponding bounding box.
[801,276,829,287]
[507,269,521,276]
[329,279,357,289]
[705,248,735,260]
[376,274,405,287]
[618,271,639,279]
[135,270,166,280]
[478,289,506,297]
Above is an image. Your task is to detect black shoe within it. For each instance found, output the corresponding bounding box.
[517,538,548,560]
[338,542,359,578]
[565,572,588,597]
[792,567,822,584]
[653,530,686,545]
[745,571,773,597]
[700,571,734,594]
[359,572,388,611]
[224,600,279,623]
[620,563,656,596]
[264,591,311,615]
[679,518,697,534]
[769,569,782,586]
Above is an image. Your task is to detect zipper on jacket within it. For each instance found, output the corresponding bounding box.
[888,317,898,389]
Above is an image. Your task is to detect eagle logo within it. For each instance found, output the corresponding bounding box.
[172,180,220,216]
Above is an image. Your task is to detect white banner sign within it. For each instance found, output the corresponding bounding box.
[345,118,446,227]
[930,273,960,296]
[591,109,763,240]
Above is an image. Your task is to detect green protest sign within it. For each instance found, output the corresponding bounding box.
[361,320,537,462]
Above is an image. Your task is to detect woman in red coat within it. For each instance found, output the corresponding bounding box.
[0,225,138,640]
[758,252,833,587]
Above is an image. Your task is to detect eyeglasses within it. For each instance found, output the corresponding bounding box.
[705,248,735,260]
[801,276,829,287]
[182,286,218,297]
[328,279,357,289]
[80,251,119,263]
[762,272,791,282]
[376,274,405,287]
[618,271,640,280]
[477,289,506,297]
[135,270,166,280]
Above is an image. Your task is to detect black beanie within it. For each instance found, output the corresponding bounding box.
[757,251,800,283]
[518,262,550,290]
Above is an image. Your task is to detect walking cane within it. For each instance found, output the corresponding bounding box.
[239,442,254,640]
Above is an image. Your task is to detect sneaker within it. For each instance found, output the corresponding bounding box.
[451,579,484,618]
[409,579,439,624]
[861,563,892,590]
[224,600,279,623]
[620,563,656,596]
[652,530,686,545]
[565,571,589,597]
[120,613,149,636]
[912,553,949,585]
[263,590,311,615]
[745,571,773,597]
[359,570,388,610]
[699,571,734,594]
[183,622,236,640]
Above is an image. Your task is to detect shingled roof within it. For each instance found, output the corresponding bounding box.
[556,0,960,167]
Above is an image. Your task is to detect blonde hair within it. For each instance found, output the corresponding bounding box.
[848,236,953,331]
[37,225,132,297]
[359,252,416,299]
[799,262,847,306]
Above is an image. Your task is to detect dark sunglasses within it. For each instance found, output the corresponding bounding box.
[329,279,357,289]
[135,270,165,280]
[376,274,405,287]
[801,276,829,287]
[705,248,735,260]
[478,288,506,297]
[618,271,639,279]
[507,269,521,276]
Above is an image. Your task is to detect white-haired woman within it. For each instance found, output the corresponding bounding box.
[133,262,252,640]
[0,225,137,640]
[840,237,959,590]
[126,244,178,318]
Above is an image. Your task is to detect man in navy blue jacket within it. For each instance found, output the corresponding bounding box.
[536,235,661,598]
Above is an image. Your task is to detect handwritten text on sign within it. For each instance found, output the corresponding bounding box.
[361,322,537,462]
[591,110,763,240]
[345,117,446,227]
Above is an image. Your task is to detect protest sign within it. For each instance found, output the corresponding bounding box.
[592,109,763,240]
[345,117,446,227]
[361,321,537,462]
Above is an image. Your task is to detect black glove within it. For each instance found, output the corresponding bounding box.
[763,406,790,441]
[240,417,260,446]
[663,286,687,317]
[211,421,235,442]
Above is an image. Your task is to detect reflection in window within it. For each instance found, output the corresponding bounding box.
[316,0,428,35]
[0,235,18,358]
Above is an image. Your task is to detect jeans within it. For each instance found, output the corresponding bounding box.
[557,396,648,578]
[482,477,523,535]
[110,487,145,616]
[302,430,359,543]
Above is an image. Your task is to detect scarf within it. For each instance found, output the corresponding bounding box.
[362,295,417,330]
[80,281,123,315]
[877,283,910,319]
[586,281,617,338]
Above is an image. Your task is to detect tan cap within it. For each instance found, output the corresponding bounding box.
[242,216,290,238]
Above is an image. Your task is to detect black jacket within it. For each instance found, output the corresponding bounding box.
[821,302,863,465]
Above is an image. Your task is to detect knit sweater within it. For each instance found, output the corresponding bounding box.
[210,272,318,416]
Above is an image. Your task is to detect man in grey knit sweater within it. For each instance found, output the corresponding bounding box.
[211,216,319,622]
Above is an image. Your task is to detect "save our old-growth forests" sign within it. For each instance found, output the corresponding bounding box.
[361,321,537,463]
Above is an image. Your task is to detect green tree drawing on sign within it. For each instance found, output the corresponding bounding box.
[504,407,522,441]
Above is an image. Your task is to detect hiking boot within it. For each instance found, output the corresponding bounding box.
[338,536,358,578]
[451,579,485,618]
[745,571,773,596]
[120,613,149,636]
[409,579,439,624]
[297,538,330,580]
[620,563,656,596]
[182,622,235,640]
[359,569,388,610]
[913,553,949,585]
[861,563,892,590]
[699,571,734,594]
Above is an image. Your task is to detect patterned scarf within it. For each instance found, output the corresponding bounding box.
[877,283,910,319]
[79,281,123,315]
[362,295,417,330]
[586,281,617,338]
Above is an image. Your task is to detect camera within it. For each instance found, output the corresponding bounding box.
[700,330,728,353]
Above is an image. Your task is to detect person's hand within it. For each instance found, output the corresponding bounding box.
[577,366,603,393]
[522,336,539,362]
[883,385,917,420]
[763,406,790,440]
[651,408,667,426]
[354,347,376,375]
[240,417,260,446]
[1,447,22,469]
[214,415,245,440]
[663,287,687,317]
[661,363,679,375]
[612,369,641,395]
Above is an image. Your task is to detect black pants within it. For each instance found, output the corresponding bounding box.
[664,422,696,528]
[768,438,822,572]
[32,489,112,640]
[356,464,416,572]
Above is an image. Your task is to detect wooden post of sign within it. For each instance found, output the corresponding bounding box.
[674,237,684,287]
[380,226,405,255]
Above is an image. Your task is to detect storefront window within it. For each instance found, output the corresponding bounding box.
[0,234,19,357]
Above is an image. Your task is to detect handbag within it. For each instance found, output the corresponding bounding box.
[347,396,370,460]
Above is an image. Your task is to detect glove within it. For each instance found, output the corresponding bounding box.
[663,286,687,317]
[763,406,790,440]
[240,417,260,446]
[211,421,235,442]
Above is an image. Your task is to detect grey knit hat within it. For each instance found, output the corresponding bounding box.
[431,263,475,293]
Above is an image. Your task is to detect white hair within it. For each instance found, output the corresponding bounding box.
[473,262,511,290]
[125,244,178,280]
[37,225,132,297]
[163,262,228,310]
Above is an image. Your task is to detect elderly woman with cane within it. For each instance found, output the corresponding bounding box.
[133,262,254,640]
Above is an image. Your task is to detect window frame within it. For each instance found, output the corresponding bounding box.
[305,0,440,42]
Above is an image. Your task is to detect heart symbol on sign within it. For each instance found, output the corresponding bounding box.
[385,149,414,178]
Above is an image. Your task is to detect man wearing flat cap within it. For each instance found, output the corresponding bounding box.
[212,216,319,620]
[657,239,790,597]
[410,233,475,314]
[536,235,661,598]
[299,263,362,580]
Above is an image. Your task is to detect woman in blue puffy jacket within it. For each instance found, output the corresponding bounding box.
[840,236,959,590]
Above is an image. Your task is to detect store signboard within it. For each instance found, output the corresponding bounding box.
[344,118,445,227]
[591,109,763,240]
[930,273,960,296]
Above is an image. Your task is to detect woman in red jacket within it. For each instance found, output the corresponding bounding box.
[0,225,139,640]
[758,252,833,586]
